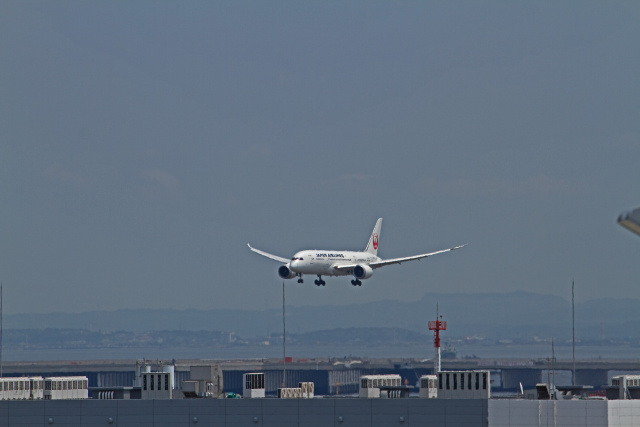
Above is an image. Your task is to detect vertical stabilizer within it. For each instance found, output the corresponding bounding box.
[364,218,383,256]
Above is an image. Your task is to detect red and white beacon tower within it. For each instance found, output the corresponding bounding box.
[428,305,447,373]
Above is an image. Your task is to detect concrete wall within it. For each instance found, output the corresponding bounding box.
[488,400,640,427]
[0,398,488,427]
[1,397,639,426]
[489,400,608,427]
[608,401,640,427]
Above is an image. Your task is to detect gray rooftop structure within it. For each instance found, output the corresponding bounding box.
[0,398,640,426]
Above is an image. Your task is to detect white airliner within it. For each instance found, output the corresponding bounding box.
[248,218,465,286]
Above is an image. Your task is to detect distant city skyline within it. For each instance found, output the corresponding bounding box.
[2,2,639,314]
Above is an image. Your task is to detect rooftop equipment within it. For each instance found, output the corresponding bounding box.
[277,383,314,399]
[359,375,401,398]
[140,365,175,400]
[437,371,490,399]
[183,365,223,398]
[607,375,640,400]
[243,373,265,398]
[419,375,438,398]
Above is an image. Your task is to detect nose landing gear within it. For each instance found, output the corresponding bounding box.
[297,273,304,284]
[314,275,326,286]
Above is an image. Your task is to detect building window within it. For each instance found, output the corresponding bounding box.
[453,373,457,390]
[468,373,472,390]
[446,373,450,390]
[476,373,479,390]
[438,373,442,390]
[143,375,147,391]
[461,373,465,390]
[150,374,154,391]
[483,373,487,390]
[165,374,169,391]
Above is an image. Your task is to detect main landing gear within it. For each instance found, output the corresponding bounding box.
[351,279,362,286]
[314,275,326,286]
[297,273,303,284]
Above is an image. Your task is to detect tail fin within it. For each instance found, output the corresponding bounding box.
[364,218,383,256]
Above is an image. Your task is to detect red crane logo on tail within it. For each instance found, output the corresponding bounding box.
[373,234,378,250]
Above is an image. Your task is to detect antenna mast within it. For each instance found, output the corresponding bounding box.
[0,283,3,378]
[282,281,286,388]
[428,304,447,373]
[572,280,576,386]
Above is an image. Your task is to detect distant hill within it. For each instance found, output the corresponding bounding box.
[5,292,639,340]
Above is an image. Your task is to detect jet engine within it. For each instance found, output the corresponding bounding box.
[353,264,373,280]
[278,265,297,279]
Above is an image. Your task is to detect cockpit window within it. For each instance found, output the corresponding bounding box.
[291,257,304,261]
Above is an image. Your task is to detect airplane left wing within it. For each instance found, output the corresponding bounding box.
[334,244,466,271]
[247,244,290,263]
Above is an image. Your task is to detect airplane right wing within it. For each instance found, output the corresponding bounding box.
[247,244,290,263]
[367,244,467,269]
[332,244,466,272]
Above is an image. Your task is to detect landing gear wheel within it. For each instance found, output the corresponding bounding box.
[316,275,326,287]
[351,279,362,286]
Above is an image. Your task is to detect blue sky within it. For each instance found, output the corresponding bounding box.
[2,1,639,314]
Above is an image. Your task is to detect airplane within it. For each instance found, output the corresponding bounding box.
[618,207,640,237]
[248,218,466,286]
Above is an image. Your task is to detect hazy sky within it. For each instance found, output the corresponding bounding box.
[2,1,639,314]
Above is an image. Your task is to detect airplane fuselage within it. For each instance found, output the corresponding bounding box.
[289,250,382,276]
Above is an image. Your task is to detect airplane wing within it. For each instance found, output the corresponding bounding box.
[369,244,466,268]
[333,244,466,271]
[247,244,290,263]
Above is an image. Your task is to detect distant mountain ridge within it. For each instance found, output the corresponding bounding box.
[5,292,639,340]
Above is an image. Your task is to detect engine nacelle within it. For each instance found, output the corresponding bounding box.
[353,264,373,280]
[278,265,297,280]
